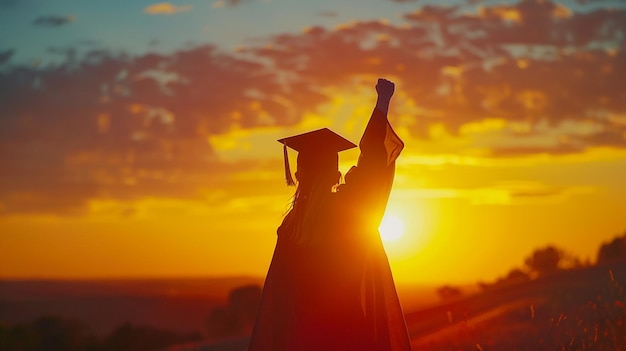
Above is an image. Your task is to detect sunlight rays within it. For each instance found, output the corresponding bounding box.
[379,213,405,243]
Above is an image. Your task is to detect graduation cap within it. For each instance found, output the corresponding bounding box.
[278,128,357,186]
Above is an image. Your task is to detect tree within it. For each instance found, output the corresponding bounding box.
[597,232,626,264]
[228,285,262,333]
[436,285,463,301]
[524,245,564,277]
[102,323,201,351]
[0,316,99,351]
[504,268,530,284]
[206,285,262,339]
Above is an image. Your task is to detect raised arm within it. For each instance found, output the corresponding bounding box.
[340,79,404,228]
[357,78,402,169]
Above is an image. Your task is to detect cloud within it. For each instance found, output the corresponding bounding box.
[0,49,14,65]
[227,0,252,5]
[318,11,339,18]
[226,0,254,6]
[0,0,17,8]
[576,0,626,5]
[2,0,626,215]
[212,0,252,8]
[0,45,289,215]
[33,15,75,27]
[144,3,192,14]
[246,0,626,155]
[399,182,594,205]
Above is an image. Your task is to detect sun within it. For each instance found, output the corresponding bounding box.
[378,214,405,243]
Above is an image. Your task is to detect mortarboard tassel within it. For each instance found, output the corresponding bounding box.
[283,143,296,186]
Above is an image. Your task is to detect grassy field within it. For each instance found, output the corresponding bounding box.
[407,263,626,350]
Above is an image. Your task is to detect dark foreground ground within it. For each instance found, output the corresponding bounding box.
[164,263,626,351]
[1,264,624,351]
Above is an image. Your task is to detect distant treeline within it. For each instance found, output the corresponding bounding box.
[492,229,626,284]
[0,316,202,351]
[437,230,626,300]
[0,285,262,351]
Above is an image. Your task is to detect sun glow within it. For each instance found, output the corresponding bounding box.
[379,214,405,243]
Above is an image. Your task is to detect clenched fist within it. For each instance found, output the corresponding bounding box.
[376,78,395,100]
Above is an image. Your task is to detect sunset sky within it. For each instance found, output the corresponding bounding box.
[1,0,625,285]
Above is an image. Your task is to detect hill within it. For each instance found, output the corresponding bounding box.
[167,263,626,351]
[0,277,262,336]
[2,264,624,350]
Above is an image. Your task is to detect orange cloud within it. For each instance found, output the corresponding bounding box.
[478,6,522,23]
[2,0,626,216]
[144,3,192,15]
[396,182,594,206]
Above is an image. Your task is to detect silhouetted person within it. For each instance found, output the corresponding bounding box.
[249,79,411,351]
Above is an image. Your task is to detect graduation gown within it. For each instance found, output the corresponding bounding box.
[248,107,411,351]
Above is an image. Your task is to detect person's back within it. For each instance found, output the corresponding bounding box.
[249,78,412,351]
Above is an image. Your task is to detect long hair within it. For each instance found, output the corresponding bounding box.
[282,172,342,246]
